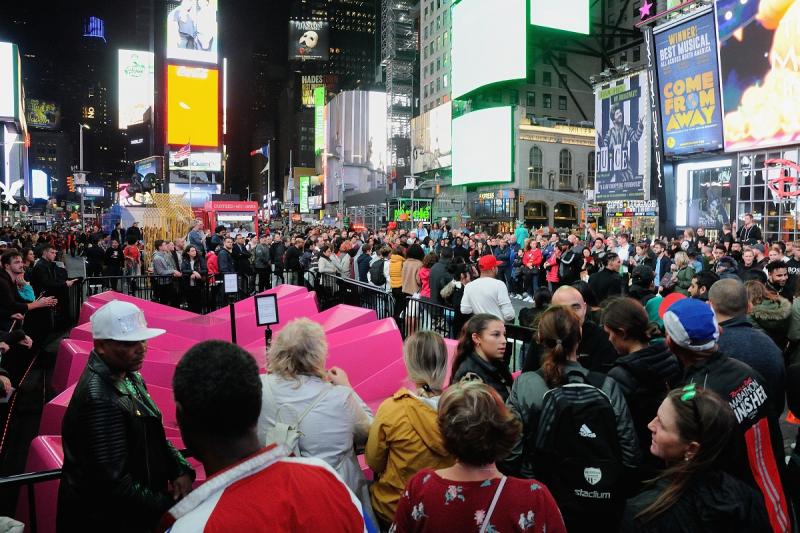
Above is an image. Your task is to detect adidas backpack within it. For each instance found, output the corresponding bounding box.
[529,370,624,528]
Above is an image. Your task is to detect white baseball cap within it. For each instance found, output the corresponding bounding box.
[90,300,166,342]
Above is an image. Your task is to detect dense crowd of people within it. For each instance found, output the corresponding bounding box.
[2,211,800,531]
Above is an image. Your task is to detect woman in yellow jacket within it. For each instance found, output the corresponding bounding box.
[389,244,406,320]
[366,331,454,528]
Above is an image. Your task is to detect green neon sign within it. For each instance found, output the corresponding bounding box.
[393,201,432,223]
[314,87,325,155]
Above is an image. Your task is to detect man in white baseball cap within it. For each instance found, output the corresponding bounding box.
[57,300,194,531]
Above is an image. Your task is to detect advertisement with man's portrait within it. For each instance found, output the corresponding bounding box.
[167,0,218,65]
[594,71,650,201]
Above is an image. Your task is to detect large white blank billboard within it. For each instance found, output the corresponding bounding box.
[451,0,527,99]
[452,106,514,186]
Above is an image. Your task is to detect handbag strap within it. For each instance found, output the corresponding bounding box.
[265,377,333,427]
[480,476,507,533]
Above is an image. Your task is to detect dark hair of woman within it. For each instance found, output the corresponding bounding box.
[407,243,425,261]
[451,314,507,385]
[537,306,582,388]
[637,387,736,523]
[601,296,657,344]
[533,287,552,309]
[571,280,599,308]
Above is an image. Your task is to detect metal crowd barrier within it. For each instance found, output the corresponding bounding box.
[0,469,61,533]
[315,272,395,320]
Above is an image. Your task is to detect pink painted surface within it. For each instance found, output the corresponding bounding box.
[308,305,377,334]
[82,291,195,324]
[52,340,94,395]
[69,322,194,352]
[325,319,404,392]
[443,339,458,385]
[40,383,180,439]
[233,292,320,345]
[206,285,309,320]
[16,436,62,533]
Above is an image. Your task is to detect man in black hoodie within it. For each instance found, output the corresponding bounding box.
[664,298,789,532]
[428,247,453,306]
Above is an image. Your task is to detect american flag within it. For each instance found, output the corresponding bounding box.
[175,143,191,161]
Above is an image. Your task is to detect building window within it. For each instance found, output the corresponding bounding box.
[558,75,567,88]
[558,52,567,66]
[529,69,536,84]
[437,58,441,71]
[543,71,552,87]
[543,94,552,108]
[525,201,548,221]
[559,149,573,189]
[558,95,567,110]
[633,47,641,62]
[443,74,449,87]
[529,146,543,189]
[526,91,535,107]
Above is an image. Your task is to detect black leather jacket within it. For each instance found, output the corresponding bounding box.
[57,353,193,532]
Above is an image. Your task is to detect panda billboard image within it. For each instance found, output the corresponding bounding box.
[289,20,329,61]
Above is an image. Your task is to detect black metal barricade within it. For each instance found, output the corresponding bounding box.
[315,273,395,320]
[399,297,459,340]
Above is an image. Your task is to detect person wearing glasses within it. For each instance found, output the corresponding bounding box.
[662,298,789,533]
[621,385,770,531]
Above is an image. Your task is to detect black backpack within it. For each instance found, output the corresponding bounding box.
[559,250,582,283]
[369,259,386,286]
[530,370,624,528]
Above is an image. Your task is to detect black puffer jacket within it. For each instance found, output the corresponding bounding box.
[57,353,194,532]
[621,471,770,532]
[451,351,513,401]
[608,342,682,477]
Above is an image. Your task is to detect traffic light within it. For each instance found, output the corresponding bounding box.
[67,176,76,193]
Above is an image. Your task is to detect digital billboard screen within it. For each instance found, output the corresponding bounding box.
[166,64,219,148]
[0,42,20,122]
[118,50,154,129]
[168,150,222,171]
[655,12,723,156]
[26,99,61,130]
[299,175,310,213]
[412,101,452,174]
[31,169,49,200]
[289,21,330,61]
[594,71,650,201]
[166,0,218,65]
[530,0,589,34]
[452,106,514,186]
[169,182,221,207]
[134,156,164,181]
[717,0,800,151]
[451,0,526,99]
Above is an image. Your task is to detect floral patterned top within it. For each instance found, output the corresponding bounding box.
[391,469,566,533]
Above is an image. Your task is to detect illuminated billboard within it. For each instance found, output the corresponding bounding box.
[0,42,21,122]
[169,182,221,207]
[655,12,723,156]
[31,169,49,200]
[26,99,61,130]
[166,64,219,148]
[289,21,330,61]
[301,74,337,107]
[717,0,800,151]
[299,176,310,213]
[168,150,222,171]
[530,0,589,34]
[314,86,325,155]
[118,50,154,129]
[452,0,526,99]
[412,101,452,174]
[134,156,164,181]
[594,72,650,201]
[166,0,218,65]
[452,106,514,186]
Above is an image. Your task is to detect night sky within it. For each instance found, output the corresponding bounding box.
[0,0,291,191]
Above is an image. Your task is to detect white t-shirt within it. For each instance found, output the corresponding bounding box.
[460,276,515,322]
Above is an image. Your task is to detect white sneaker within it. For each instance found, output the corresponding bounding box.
[524,296,534,303]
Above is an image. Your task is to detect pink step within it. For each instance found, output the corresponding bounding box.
[40,383,180,439]
[325,319,404,391]
[52,339,94,395]
[69,322,195,352]
[15,436,63,533]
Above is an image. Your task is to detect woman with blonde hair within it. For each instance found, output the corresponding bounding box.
[256,318,375,521]
[671,251,694,296]
[366,331,455,528]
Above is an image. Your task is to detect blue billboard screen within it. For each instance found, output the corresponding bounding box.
[655,12,724,156]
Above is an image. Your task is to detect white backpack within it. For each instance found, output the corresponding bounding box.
[263,379,332,456]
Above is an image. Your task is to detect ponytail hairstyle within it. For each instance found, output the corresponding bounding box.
[601,296,658,345]
[451,314,501,385]
[403,331,448,397]
[537,306,582,387]
[637,386,736,524]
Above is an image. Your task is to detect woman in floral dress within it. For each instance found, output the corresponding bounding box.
[391,382,565,533]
